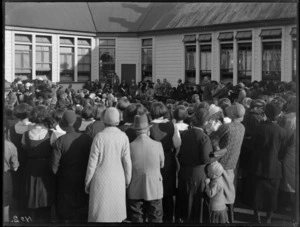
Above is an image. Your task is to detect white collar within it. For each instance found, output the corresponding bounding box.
[151,118,169,123]
[55,124,66,133]
[21,118,32,125]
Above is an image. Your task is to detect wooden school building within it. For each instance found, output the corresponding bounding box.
[4,2,298,87]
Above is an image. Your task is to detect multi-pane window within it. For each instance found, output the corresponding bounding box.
[78,38,91,82]
[15,34,32,80]
[60,37,74,82]
[291,28,297,81]
[237,44,252,83]
[36,36,52,80]
[236,31,252,83]
[99,39,115,82]
[260,29,282,81]
[262,42,281,81]
[198,34,212,81]
[141,39,153,82]
[183,35,196,84]
[219,32,234,84]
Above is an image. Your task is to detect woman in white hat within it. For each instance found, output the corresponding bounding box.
[85,107,132,222]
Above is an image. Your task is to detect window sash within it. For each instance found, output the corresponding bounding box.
[236,31,252,40]
[185,45,196,70]
[78,39,91,46]
[36,46,52,64]
[99,48,115,63]
[142,48,152,65]
[99,39,115,46]
[290,27,297,37]
[36,36,51,44]
[220,45,233,70]
[218,32,234,41]
[60,53,74,71]
[15,45,32,69]
[238,44,252,72]
[262,42,281,73]
[198,34,212,42]
[60,37,74,45]
[183,35,196,43]
[15,34,31,43]
[142,39,152,47]
[260,29,282,39]
[200,50,211,71]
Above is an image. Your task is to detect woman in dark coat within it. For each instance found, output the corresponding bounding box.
[175,108,213,223]
[149,102,181,223]
[250,103,287,223]
[22,105,55,221]
[52,110,93,221]
[9,103,33,209]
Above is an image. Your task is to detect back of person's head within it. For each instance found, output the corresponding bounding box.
[173,105,187,122]
[284,95,296,113]
[13,103,33,120]
[192,108,210,127]
[75,105,83,116]
[135,103,148,115]
[191,94,200,103]
[117,97,130,111]
[93,103,106,121]
[81,105,94,120]
[123,104,138,123]
[150,102,168,120]
[28,105,49,124]
[194,101,209,114]
[264,103,281,121]
[178,100,189,108]
[242,97,252,109]
[52,108,66,123]
[218,98,231,112]
[271,96,287,111]
[124,103,148,123]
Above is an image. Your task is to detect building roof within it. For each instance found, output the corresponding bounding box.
[5,2,297,34]
[5,2,96,33]
[139,2,297,31]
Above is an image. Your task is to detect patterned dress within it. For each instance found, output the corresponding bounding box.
[85,127,132,222]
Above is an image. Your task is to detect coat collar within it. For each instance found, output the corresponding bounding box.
[61,126,75,134]
[151,118,169,123]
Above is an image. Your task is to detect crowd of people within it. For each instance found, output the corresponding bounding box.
[3,75,297,224]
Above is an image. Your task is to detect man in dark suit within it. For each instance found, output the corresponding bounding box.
[119,79,129,96]
[176,79,186,100]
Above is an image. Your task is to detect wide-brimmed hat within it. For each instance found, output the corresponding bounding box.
[103,107,120,126]
[132,114,152,130]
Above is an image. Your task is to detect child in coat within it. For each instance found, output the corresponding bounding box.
[205,161,228,224]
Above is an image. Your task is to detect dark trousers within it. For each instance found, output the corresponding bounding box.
[128,199,163,223]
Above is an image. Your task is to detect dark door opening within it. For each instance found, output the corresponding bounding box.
[121,64,136,85]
